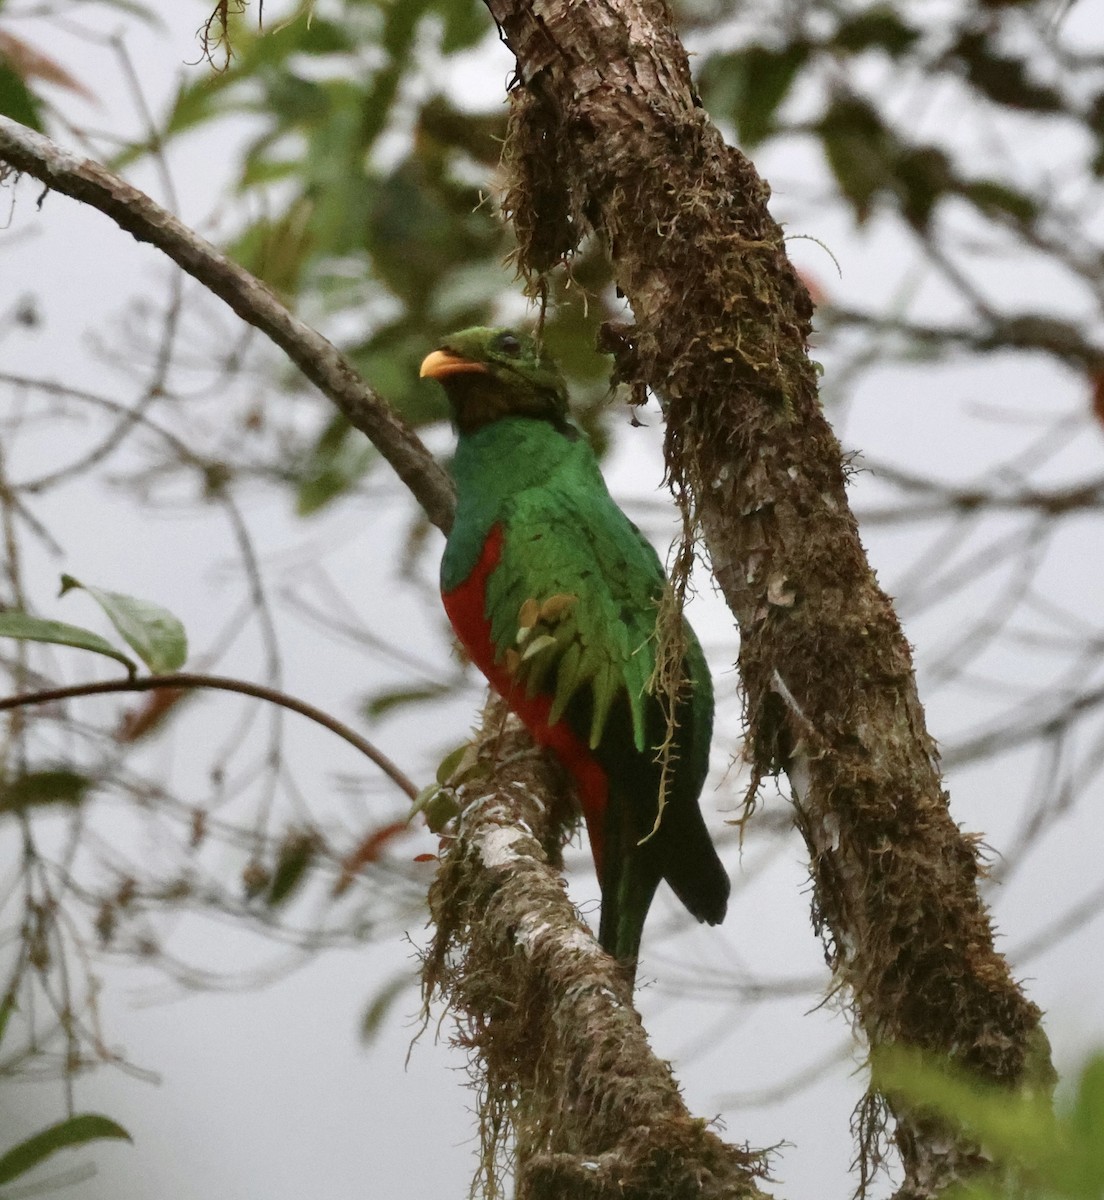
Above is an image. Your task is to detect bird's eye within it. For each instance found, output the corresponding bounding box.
[496,332,522,356]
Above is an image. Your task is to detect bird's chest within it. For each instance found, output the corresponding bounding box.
[441,523,505,678]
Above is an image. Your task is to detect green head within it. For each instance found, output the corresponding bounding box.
[420,326,570,435]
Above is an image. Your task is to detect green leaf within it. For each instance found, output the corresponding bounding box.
[92,0,165,24]
[408,784,460,833]
[110,75,228,171]
[0,62,44,131]
[264,70,332,124]
[238,155,301,189]
[295,416,376,516]
[362,684,450,721]
[872,1045,1060,1176]
[252,13,357,61]
[699,43,808,147]
[346,329,452,428]
[0,612,137,676]
[0,992,15,1046]
[0,769,92,814]
[160,74,234,140]
[440,0,488,53]
[382,0,432,59]
[833,8,920,58]
[360,972,411,1045]
[961,179,1039,226]
[952,30,1063,113]
[0,1114,131,1186]
[894,145,953,231]
[436,742,473,785]
[111,13,356,171]
[265,831,319,907]
[60,576,187,674]
[228,198,314,296]
[1069,1054,1104,1194]
[817,96,893,223]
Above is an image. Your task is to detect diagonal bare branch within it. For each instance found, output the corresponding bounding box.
[0,115,456,533]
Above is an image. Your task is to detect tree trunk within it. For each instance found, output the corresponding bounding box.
[482,0,1053,1195]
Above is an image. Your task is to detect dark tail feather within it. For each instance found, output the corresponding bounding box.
[660,788,730,926]
[597,785,728,983]
[598,787,663,983]
[598,854,661,983]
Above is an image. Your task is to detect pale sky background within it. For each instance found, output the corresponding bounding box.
[1,2,1103,1198]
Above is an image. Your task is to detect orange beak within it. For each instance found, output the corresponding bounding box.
[419,349,491,380]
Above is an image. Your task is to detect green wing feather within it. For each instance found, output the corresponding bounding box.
[483,454,724,947]
[484,477,661,754]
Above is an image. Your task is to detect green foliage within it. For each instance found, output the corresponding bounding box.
[0,61,44,130]
[816,96,898,225]
[264,830,320,907]
[406,742,487,832]
[0,612,138,676]
[0,1114,131,1188]
[10,0,1086,523]
[360,972,413,1045]
[832,7,919,57]
[59,576,188,674]
[105,3,626,512]
[950,29,1064,113]
[960,179,1040,226]
[362,682,452,721]
[698,43,809,147]
[0,992,14,1045]
[295,414,377,515]
[408,782,459,833]
[811,97,1039,232]
[143,6,507,328]
[0,769,92,815]
[0,578,187,677]
[695,5,1088,236]
[873,1046,1104,1200]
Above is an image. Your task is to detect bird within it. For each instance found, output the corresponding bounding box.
[421,325,729,981]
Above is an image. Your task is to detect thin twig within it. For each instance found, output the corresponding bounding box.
[0,671,420,801]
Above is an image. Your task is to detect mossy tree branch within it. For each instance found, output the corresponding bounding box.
[482,0,1053,1195]
[424,703,768,1200]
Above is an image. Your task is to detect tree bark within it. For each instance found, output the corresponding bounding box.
[482,0,1054,1195]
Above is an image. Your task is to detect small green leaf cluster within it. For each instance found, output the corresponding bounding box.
[408,741,490,833]
[0,578,187,816]
[0,575,187,680]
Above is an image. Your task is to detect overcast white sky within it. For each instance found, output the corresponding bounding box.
[2,3,1103,1198]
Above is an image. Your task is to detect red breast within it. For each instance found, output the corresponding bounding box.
[441,523,609,872]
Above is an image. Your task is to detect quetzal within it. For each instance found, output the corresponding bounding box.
[421,326,729,979]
